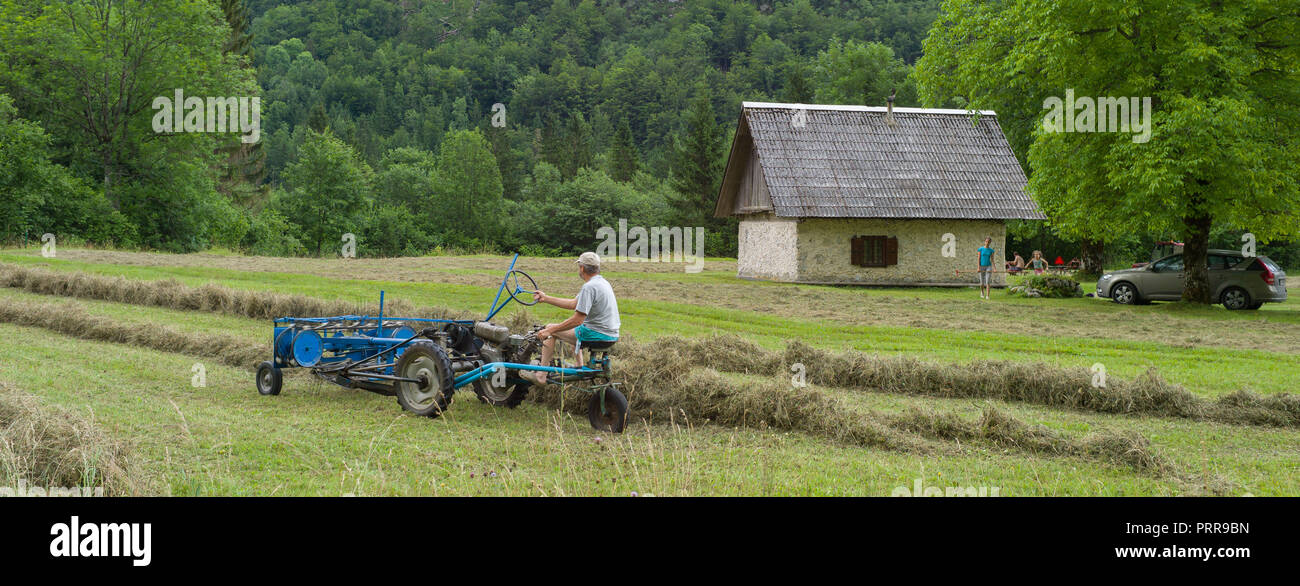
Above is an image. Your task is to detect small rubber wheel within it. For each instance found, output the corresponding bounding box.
[1221,287,1251,310]
[256,361,282,396]
[394,341,455,417]
[587,387,628,433]
[1110,282,1140,305]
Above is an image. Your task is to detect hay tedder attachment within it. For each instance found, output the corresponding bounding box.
[254,255,628,432]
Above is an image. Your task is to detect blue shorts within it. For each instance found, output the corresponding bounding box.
[575,324,617,343]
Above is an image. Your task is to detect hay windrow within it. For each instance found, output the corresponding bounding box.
[0,382,150,495]
[890,407,1168,473]
[0,297,1172,473]
[0,299,263,368]
[529,345,922,452]
[611,335,1297,429]
[0,262,471,323]
[780,339,1203,417]
[4,262,1294,430]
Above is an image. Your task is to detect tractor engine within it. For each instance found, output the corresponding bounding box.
[459,321,540,407]
[471,322,539,364]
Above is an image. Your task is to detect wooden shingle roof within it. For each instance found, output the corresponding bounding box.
[715,102,1046,220]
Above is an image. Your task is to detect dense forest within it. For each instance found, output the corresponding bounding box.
[0,0,936,258]
[0,0,1296,274]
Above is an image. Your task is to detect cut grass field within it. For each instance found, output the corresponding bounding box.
[1,247,1297,495]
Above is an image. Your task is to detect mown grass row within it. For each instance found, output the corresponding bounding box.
[0,382,151,495]
[0,262,468,323]
[614,335,1300,429]
[4,262,1296,429]
[0,296,1171,473]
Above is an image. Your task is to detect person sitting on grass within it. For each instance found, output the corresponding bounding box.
[523,251,620,386]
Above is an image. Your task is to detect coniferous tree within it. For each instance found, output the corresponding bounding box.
[669,89,724,228]
[307,103,329,133]
[215,0,266,209]
[608,121,638,182]
[563,111,594,180]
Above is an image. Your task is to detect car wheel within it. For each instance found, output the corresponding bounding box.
[1110,282,1140,305]
[1220,287,1251,310]
[1247,302,1264,310]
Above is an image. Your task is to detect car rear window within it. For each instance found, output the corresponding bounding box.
[1243,257,1282,272]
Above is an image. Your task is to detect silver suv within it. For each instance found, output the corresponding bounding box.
[1096,250,1287,309]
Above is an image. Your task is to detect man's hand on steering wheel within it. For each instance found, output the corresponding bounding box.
[533,290,548,305]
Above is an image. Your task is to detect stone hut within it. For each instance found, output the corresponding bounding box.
[714,102,1045,286]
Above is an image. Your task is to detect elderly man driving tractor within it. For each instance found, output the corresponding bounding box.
[253,251,631,431]
[523,251,620,386]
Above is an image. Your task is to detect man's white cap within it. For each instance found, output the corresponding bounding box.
[576,251,600,267]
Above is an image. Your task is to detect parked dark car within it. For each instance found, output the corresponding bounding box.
[1096,250,1287,309]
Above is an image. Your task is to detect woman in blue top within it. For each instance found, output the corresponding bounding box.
[976,237,995,299]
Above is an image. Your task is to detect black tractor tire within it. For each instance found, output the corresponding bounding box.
[394,341,455,418]
[1221,287,1252,311]
[472,377,532,408]
[474,341,539,408]
[256,361,282,396]
[587,387,629,433]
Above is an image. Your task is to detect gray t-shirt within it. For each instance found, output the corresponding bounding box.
[574,275,620,338]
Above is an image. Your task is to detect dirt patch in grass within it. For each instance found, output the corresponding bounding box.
[0,382,150,495]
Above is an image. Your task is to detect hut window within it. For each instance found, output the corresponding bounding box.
[851,236,898,267]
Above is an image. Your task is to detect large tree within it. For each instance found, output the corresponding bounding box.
[279,130,373,256]
[0,0,255,208]
[812,38,917,107]
[669,88,725,228]
[217,0,267,209]
[917,0,1300,303]
[433,129,503,245]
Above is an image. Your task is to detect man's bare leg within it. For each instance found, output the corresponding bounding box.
[529,325,577,385]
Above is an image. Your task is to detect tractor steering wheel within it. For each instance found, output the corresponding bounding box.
[506,270,539,306]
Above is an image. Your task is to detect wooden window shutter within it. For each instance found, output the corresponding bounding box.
[884,236,898,266]
[850,236,865,267]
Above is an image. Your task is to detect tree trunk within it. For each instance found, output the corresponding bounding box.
[1180,213,1213,304]
[1079,238,1105,278]
[102,150,117,210]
